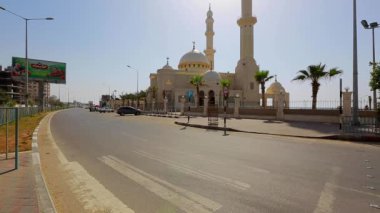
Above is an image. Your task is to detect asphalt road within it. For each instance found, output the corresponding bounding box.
[49,108,380,213]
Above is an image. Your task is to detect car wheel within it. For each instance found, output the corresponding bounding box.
[120,113,124,116]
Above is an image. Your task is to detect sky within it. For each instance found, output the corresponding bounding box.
[0,0,379,104]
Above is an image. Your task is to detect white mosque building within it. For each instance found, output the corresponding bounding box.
[148,0,289,109]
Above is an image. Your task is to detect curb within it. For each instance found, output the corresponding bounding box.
[174,121,380,142]
[145,113,180,118]
[32,119,57,213]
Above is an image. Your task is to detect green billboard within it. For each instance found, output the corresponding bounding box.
[11,57,66,84]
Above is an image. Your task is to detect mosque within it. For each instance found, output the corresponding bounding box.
[148,0,289,109]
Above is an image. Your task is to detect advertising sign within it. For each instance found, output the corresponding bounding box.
[11,57,66,84]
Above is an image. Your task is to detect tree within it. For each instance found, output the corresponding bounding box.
[190,75,204,107]
[120,94,127,106]
[293,63,342,110]
[369,64,380,91]
[147,86,157,101]
[254,70,274,108]
[48,95,63,107]
[220,78,231,100]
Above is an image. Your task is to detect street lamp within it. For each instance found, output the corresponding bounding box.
[352,0,359,125]
[126,65,139,96]
[361,19,379,110]
[0,6,53,107]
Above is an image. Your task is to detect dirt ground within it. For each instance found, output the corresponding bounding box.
[0,113,47,153]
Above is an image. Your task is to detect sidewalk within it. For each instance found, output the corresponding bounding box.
[175,116,353,140]
[0,118,55,213]
[0,152,40,213]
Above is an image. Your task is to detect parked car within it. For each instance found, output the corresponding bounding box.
[117,106,142,116]
[99,107,114,113]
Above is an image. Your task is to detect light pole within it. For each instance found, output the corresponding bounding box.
[0,6,53,107]
[126,65,139,95]
[352,0,359,125]
[361,20,379,110]
[112,90,117,109]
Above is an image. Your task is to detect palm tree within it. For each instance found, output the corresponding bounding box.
[293,63,342,110]
[147,86,157,101]
[254,70,274,108]
[190,75,204,107]
[220,78,231,100]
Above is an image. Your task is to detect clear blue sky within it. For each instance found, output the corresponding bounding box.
[0,0,379,104]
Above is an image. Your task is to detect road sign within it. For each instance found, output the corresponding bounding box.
[223,87,229,98]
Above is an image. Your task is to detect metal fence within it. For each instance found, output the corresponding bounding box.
[0,108,20,170]
[0,106,66,126]
[341,116,380,134]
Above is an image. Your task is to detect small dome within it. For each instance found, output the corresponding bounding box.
[203,70,221,86]
[179,49,209,66]
[162,57,173,70]
[266,80,286,94]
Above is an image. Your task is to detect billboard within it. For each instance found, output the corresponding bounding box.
[11,57,66,84]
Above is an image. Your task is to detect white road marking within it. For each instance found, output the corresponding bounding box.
[32,152,40,165]
[134,150,251,190]
[44,113,134,213]
[45,114,68,164]
[313,167,341,213]
[331,184,380,198]
[157,147,270,174]
[32,142,38,148]
[99,155,222,213]
[64,161,134,213]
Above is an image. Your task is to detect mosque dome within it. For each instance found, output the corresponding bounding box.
[178,43,210,71]
[203,70,221,86]
[161,57,173,70]
[162,64,173,69]
[179,49,209,66]
[266,80,286,94]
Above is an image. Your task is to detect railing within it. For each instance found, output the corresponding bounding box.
[0,106,65,126]
[0,108,19,170]
[341,116,380,134]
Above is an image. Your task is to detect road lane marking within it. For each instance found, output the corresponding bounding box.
[331,184,380,198]
[64,161,134,213]
[45,113,134,213]
[157,147,270,174]
[46,113,69,164]
[99,155,222,213]
[134,150,251,190]
[313,167,341,213]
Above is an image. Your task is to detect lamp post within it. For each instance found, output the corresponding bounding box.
[361,19,379,110]
[126,65,139,96]
[0,6,53,107]
[352,0,359,125]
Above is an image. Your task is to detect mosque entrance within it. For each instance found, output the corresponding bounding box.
[208,90,215,106]
[199,91,205,106]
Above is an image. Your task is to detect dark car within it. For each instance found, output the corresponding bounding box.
[117,106,142,116]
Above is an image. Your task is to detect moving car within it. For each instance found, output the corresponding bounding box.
[99,107,114,113]
[117,106,141,116]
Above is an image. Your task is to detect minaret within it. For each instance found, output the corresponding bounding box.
[234,0,260,105]
[204,4,216,70]
[238,0,256,60]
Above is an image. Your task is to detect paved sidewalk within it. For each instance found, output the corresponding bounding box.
[0,152,40,213]
[175,116,342,139]
[0,116,55,213]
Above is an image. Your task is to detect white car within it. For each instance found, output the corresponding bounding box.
[99,107,114,113]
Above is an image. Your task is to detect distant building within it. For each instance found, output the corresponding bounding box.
[148,0,263,109]
[0,65,50,105]
[0,66,24,104]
